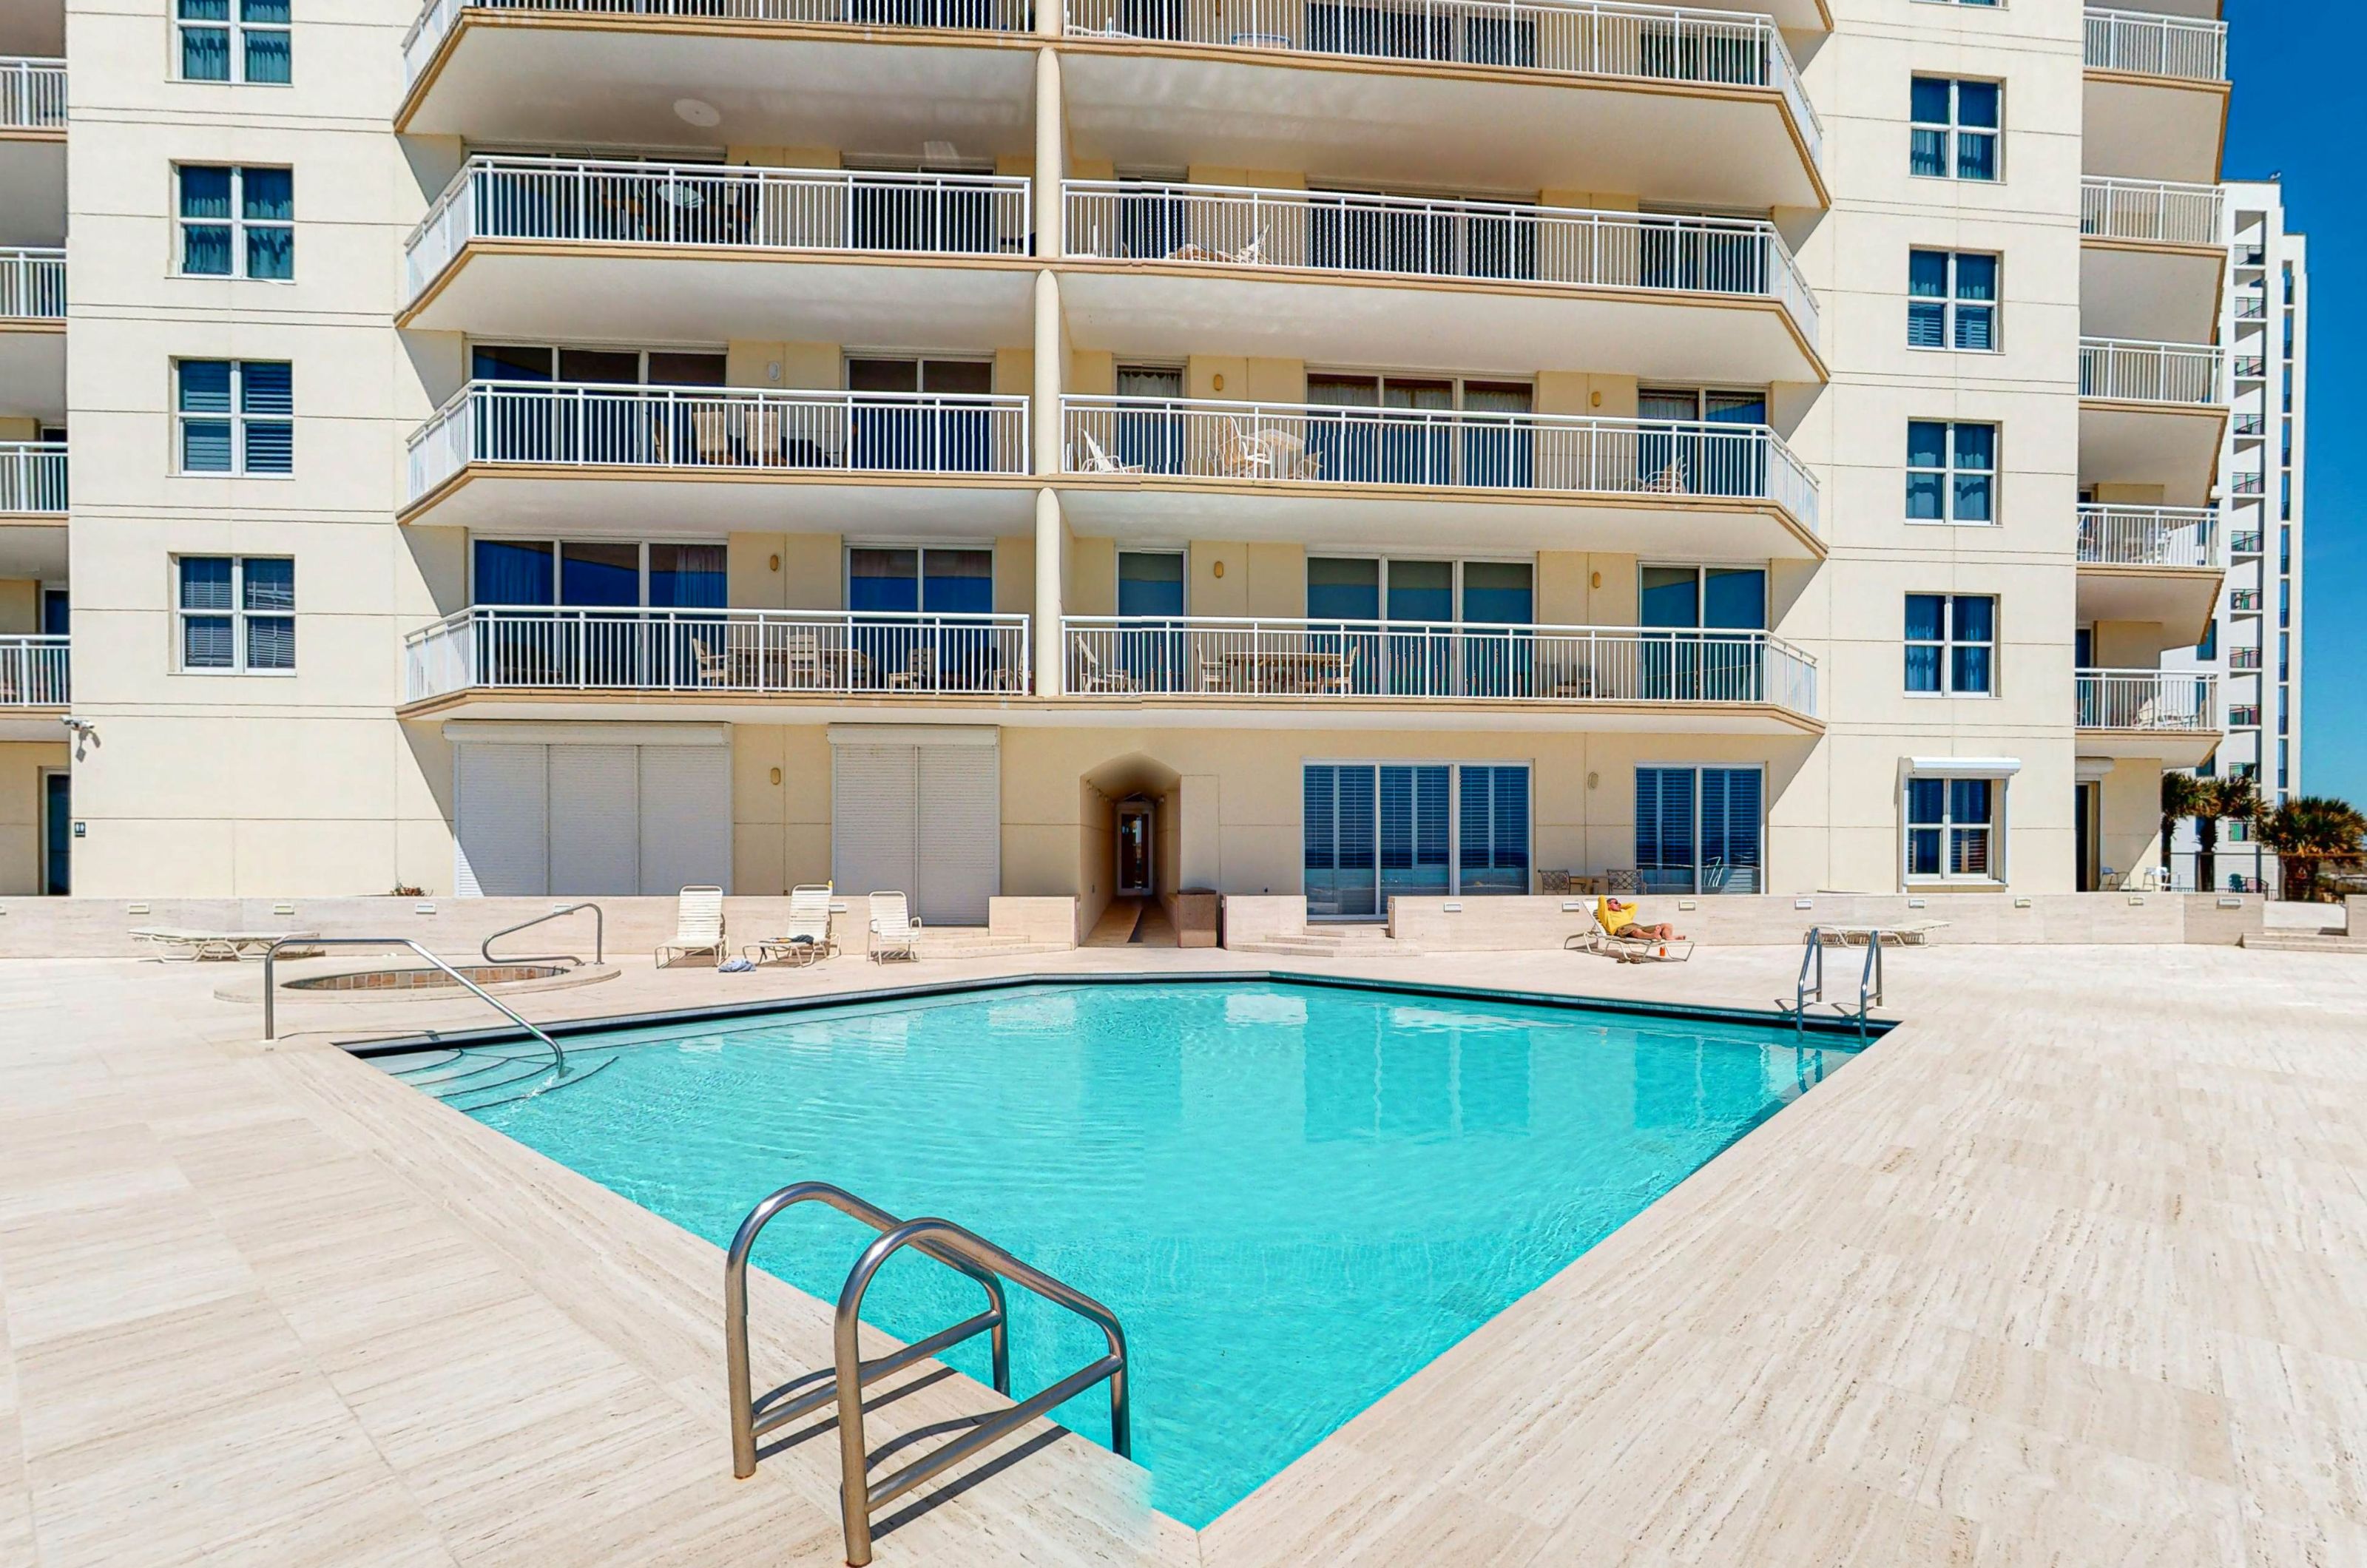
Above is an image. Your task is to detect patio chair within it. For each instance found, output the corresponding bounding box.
[655,885,728,967]
[1564,899,1693,964]
[781,629,824,689]
[867,891,922,962]
[1320,641,1363,695]
[1638,456,1690,493]
[1073,639,1142,693]
[748,883,838,966]
[886,645,939,691]
[1077,430,1145,474]
[688,635,735,687]
[1220,418,1278,479]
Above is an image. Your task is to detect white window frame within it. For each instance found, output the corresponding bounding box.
[1902,771,2009,886]
[173,358,293,477]
[174,163,294,281]
[1910,76,2002,183]
[1636,561,1772,630]
[1907,249,1999,353]
[174,0,291,85]
[175,554,296,675]
[1632,761,1769,896]
[1904,593,1999,698]
[1905,420,1998,526]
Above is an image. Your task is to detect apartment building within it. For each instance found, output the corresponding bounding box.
[2164,178,2304,893]
[2,0,2237,922]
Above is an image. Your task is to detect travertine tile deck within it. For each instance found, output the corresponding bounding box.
[3,942,2364,1565]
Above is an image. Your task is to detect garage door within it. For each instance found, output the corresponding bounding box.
[829,726,998,925]
[453,727,731,897]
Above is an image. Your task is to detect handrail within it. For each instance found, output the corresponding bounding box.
[482,902,604,967]
[725,1180,1128,1567]
[262,937,568,1083]
[1794,927,1881,1039]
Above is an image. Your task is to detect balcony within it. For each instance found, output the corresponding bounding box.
[403,158,1037,344]
[1058,183,1820,382]
[0,442,64,516]
[0,61,65,245]
[2082,8,2227,185]
[2079,178,2224,342]
[2079,337,2226,509]
[0,634,65,737]
[1058,395,1820,557]
[1058,0,1825,209]
[2077,667,2219,764]
[1063,618,1817,730]
[398,0,1039,152]
[403,381,1036,533]
[0,248,64,421]
[404,606,1032,714]
[2075,504,2221,643]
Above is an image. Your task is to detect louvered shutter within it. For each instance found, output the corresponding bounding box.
[454,743,547,896]
[639,745,732,895]
[547,745,640,896]
[831,745,919,905]
[917,743,999,925]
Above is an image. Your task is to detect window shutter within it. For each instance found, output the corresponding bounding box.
[917,743,999,926]
[547,745,640,896]
[831,745,919,905]
[454,743,547,896]
[638,745,732,896]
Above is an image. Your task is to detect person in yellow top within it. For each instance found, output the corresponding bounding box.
[1597,897,1683,943]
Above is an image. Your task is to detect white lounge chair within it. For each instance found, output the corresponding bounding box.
[132,927,320,962]
[1077,430,1145,474]
[1564,900,1693,964]
[867,891,922,962]
[655,885,728,967]
[749,884,837,966]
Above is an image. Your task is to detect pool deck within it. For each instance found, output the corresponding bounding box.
[4,941,2366,1565]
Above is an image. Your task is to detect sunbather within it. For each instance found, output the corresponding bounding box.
[1598,897,1684,944]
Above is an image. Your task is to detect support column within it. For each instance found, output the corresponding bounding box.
[1034,487,1065,696]
[1034,47,1063,259]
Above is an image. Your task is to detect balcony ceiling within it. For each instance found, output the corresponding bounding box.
[2079,241,2224,345]
[2078,402,2224,510]
[399,20,1038,155]
[1058,267,1821,385]
[0,327,65,422]
[2075,565,2222,652]
[2075,726,2221,769]
[1054,481,1820,561]
[405,249,1038,350]
[402,468,1039,537]
[0,520,65,575]
[0,139,65,249]
[1060,50,1823,211]
[2082,75,2226,186]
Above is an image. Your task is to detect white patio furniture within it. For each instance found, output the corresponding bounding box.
[867,891,922,962]
[655,885,728,966]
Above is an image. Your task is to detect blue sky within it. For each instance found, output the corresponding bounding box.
[2224,1,2355,803]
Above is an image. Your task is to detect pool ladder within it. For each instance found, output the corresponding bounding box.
[725,1180,1131,1567]
[1784,927,1884,1039]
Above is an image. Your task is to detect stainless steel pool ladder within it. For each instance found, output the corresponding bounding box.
[725,1180,1130,1567]
[1788,927,1883,1038]
[261,937,573,1103]
[482,902,604,967]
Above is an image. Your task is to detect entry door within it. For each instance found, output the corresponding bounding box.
[2076,783,2098,892]
[1116,804,1153,895]
[41,771,67,896]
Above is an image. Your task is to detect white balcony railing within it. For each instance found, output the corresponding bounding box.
[406,381,1032,503]
[2079,337,2224,406]
[405,606,1033,704]
[2079,177,2226,249]
[1061,395,1820,530]
[1064,0,1822,166]
[1065,617,1816,714]
[0,249,64,319]
[2084,7,2226,82]
[0,637,68,706]
[2076,504,2221,570]
[2076,669,2218,732]
[407,158,1034,300]
[1064,181,1817,344]
[0,58,65,129]
[403,0,1033,82]
[0,444,66,514]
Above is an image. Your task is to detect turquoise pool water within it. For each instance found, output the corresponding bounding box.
[399,979,1855,1525]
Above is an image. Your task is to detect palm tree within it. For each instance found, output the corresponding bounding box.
[2258,795,2367,903]
[2160,771,2209,885]
[2195,774,2261,895]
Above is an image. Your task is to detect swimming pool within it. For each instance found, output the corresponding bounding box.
[375,978,1860,1526]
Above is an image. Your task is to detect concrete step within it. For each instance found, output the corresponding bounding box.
[2241,933,2367,954]
[1230,933,1426,959]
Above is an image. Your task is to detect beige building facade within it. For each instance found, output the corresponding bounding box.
[5,0,2237,918]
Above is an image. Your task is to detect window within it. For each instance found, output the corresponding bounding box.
[1908,251,1997,350]
[1303,374,1536,487]
[1906,420,1995,523]
[1636,766,1764,894]
[1905,775,2002,882]
[177,359,291,474]
[470,539,726,608]
[177,0,290,83]
[2196,618,2217,660]
[1303,762,1529,918]
[1911,77,2000,181]
[178,555,294,672]
[178,166,293,279]
[1905,594,1996,695]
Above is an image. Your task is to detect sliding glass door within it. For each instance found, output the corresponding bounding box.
[1635,766,1764,893]
[1305,761,1531,918]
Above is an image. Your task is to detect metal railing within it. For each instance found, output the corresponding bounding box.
[2229,589,2260,612]
[2079,177,2225,248]
[0,636,67,706]
[2075,504,2220,570]
[2229,530,2261,555]
[0,249,64,319]
[1064,181,1816,342]
[262,936,569,1075]
[2079,337,2224,406]
[1065,0,1822,166]
[408,157,1033,299]
[405,0,1033,82]
[1792,927,1881,1040]
[0,58,65,129]
[2084,6,2226,81]
[2228,646,2260,671]
[1061,394,1819,527]
[405,605,1033,702]
[0,443,66,514]
[407,380,1030,502]
[482,902,604,967]
[2076,668,2218,731]
[1064,616,1816,713]
[726,1180,1129,1567]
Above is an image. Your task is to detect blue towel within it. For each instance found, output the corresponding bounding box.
[717,956,756,973]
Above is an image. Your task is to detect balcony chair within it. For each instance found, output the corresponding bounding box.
[1077,429,1145,474]
[1072,640,1143,693]
[1638,455,1690,493]
[780,629,825,689]
[886,645,939,691]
